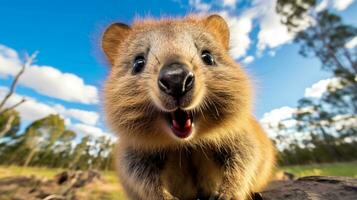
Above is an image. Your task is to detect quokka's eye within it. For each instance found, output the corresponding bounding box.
[132,55,146,74]
[201,50,215,66]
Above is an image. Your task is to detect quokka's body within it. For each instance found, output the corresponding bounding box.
[102,15,276,200]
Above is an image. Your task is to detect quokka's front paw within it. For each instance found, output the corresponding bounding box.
[251,192,263,200]
[163,190,180,200]
[163,194,180,200]
[163,195,179,200]
[208,191,238,200]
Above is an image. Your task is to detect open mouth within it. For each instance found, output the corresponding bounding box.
[166,109,193,139]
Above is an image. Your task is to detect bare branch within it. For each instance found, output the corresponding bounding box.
[0,114,15,138]
[0,52,37,111]
[0,98,26,116]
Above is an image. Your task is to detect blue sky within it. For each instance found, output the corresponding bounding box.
[0,0,356,138]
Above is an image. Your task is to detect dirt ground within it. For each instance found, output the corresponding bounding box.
[0,170,356,200]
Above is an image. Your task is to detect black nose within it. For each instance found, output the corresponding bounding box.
[158,62,195,98]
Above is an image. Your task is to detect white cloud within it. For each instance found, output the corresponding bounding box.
[222,0,237,7]
[72,123,114,139]
[219,11,254,59]
[316,0,329,12]
[242,55,254,64]
[20,65,99,104]
[304,77,343,98]
[346,36,357,49]
[315,0,355,11]
[260,106,297,138]
[0,87,99,126]
[0,44,99,104]
[0,87,110,138]
[260,106,296,126]
[189,0,211,12]
[0,87,57,122]
[261,105,357,148]
[187,2,254,59]
[333,115,357,130]
[262,78,347,130]
[0,45,22,78]
[53,105,99,126]
[186,0,355,59]
[253,0,294,51]
[189,0,293,58]
[333,0,355,10]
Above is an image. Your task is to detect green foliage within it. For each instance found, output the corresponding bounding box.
[276,0,316,31]
[0,114,115,171]
[275,0,357,166]
[0,109,20,138]
[282,162,357,177]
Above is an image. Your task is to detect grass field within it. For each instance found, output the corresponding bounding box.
[0,165,127,200]
[281,161,357,178]
[0,161,356,199]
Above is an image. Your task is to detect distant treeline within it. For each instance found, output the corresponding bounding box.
[0,112,115,170]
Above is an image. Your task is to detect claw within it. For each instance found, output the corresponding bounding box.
[251,192,263,200]
[208,192,237,200]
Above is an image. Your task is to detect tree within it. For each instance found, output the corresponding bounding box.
[92,136,115,170]
[276,0,316,32]
[0,51,118,170]
[19,114,66,167]
[0,109,20,139]
[0,53,37,139]
[50,130,76,168]
[69,135,91,169]
[274,1,357,165]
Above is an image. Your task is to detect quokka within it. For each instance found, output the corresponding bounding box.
[102,14,276,200]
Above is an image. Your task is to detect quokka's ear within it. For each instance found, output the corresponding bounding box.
[204,14,230,51]
[102,23,131,65]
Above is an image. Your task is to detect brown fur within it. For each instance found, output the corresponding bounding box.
[102,14,276,200]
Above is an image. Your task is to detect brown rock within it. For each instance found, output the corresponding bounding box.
[262,176,357,200]
[0,170,102,200]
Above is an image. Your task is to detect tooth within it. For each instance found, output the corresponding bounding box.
[185,119,191,128]
[173,120,179,128]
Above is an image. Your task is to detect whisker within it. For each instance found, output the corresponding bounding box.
[149,51,161,65]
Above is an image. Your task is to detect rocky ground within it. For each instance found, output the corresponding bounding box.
[261,176,357,200]
[0,170,101,200]
[0,171,356,200]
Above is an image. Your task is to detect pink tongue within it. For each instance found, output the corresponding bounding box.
[171,111,192,138]
[172,118,191,130]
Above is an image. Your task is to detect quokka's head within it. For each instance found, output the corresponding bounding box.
[102,15,252,145]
